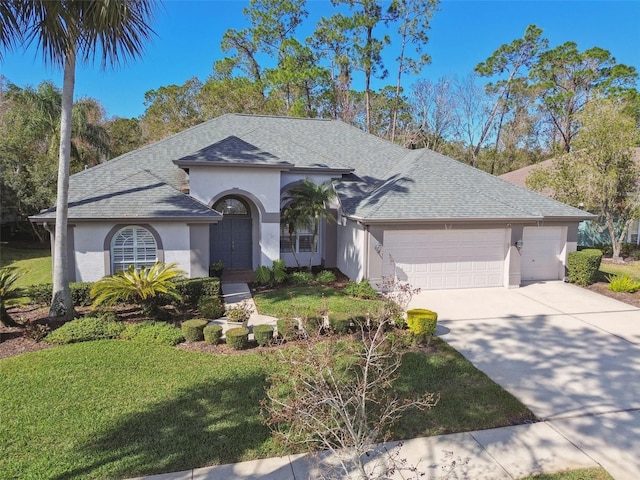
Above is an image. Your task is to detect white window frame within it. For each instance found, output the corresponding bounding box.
[111,226,158,272]
[280,222,317,254]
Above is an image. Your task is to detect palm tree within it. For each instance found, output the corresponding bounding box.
[282,179,337,269]
[0,267,24,328]
[4,1,158,319]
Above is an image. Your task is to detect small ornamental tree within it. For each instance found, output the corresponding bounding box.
[91,262,185,317]
[262,317,437,479]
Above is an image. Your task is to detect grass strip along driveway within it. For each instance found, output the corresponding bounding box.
[0,336,533,479]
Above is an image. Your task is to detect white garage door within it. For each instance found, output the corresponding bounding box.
[383,229,507,289]
[521,227,564,281]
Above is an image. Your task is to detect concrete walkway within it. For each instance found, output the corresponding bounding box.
[209,283,278,339]
[128,281,639,480]
[129,421,599,480]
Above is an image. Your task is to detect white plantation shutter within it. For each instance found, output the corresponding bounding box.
[111,226,157,272]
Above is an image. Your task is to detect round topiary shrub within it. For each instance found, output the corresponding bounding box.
[198,296,225,319]
[277,318,298,341]
[406,308,438,343]
[253,324,274,346]
[226,327,249,350]
[328,312,351,334]
[181,318,209,342]
[203,324,223,345]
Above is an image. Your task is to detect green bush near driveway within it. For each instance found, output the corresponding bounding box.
[226,327,250,350]
[253,324,274,346]
[181,319,209,342]
[406,308,438,343]
[568,249,603,286]
[203,324,223,345]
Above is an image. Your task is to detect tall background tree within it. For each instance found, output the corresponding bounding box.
[5,0,158,319]
[527,98,640,261]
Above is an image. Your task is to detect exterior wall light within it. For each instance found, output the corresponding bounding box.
[515,239,523,252]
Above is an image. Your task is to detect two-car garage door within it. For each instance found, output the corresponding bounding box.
[383,229,508,289]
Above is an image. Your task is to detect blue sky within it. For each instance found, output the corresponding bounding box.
[1,0,638,119]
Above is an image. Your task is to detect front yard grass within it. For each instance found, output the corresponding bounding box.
[599,260,640,282]
[0,244,52,287]
[253,285,387,317]
[0,337,534,479]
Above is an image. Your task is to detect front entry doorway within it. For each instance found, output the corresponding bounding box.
[211,197,253,270]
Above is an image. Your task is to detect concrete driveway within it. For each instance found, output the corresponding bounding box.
[410,281,640,480]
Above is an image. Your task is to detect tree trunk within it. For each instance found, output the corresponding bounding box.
[49,49,76,320]
[390,30,407,144]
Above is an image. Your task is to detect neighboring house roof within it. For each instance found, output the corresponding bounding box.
[499,159,554,195]
[31,113,591,224]
[500,148,640,196]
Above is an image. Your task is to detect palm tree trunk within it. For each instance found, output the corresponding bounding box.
[49,48,75,320]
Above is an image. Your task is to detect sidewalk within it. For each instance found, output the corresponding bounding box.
[129,421,599,479]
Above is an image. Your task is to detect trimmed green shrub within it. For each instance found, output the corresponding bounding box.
[27,283,52,305]
[277,318,298,341]
[315,270,337,284]
[203,324,223,345]
[272,259,288,284]
[45,317,125,345]
[181,318,209,342]
[253,324,274,346]
[226,327,249,350]
[120,321,185,346]
[302,315,324,335]
[607,274,640,293]
[70,282,94,307]
[174,277,221,305]
[198,296,225,319]
[344,279,378,299]
[406,308,438,343]
[328,312,351,334]
[290,271,314,285]
[254,266,272,286]
[568,249,603,286]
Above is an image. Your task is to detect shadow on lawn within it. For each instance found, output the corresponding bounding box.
[51,374,274,480]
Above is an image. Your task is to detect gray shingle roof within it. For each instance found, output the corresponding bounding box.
[31,113,591,223]
[34,170,219,222]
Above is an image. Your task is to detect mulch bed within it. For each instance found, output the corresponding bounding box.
[3,279,638,360]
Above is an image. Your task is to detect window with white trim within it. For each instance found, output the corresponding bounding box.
[280,222,316,254]
[111,226,158,272]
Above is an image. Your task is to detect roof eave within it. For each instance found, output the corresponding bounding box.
[29,215,221,224]
[173,160,292,169]
[343,215,593,225]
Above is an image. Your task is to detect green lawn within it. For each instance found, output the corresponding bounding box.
[253,285,387,318]
[599,260,640,282]
[0,244,51,287]
[522,467,613,480]
[0,339,534,479]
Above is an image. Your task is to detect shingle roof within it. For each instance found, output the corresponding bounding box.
[34,170,219,222]
[31,113,591,223]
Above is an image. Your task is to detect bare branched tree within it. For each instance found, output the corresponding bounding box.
[262,315,438,479]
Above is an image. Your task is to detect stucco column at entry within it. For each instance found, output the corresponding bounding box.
[508,225,524,288]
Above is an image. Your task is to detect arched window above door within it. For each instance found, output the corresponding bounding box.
[213,197,250,216]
